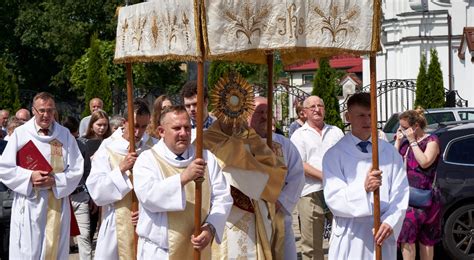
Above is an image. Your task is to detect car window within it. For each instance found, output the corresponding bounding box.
[445,136,474,165]
[458,111,474,121]
[425,112,455,125]
[383,114,399,133]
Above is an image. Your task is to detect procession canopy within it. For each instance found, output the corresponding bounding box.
[114,0,202,63]
[202,0,381,65]
[114,0,381,65]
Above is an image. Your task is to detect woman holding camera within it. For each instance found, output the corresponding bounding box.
[394,108,441,260]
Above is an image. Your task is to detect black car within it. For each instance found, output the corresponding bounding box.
[431,122,474,259]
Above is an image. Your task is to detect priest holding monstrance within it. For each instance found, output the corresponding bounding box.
[203,73,287,259]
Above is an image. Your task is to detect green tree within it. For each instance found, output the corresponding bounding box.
[427,49,445,108]
[311,58,344,129]
[414,54,429,108]
[208,61,261,90]
[0,60,21,112]
[71,38,185,114]
[83,34,112,116]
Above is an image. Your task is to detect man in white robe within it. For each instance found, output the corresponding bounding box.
[322,92,409,259]
[133,106,232,259]
[86,99,157,259]
[248,97,305,260]
[0,92,84,259]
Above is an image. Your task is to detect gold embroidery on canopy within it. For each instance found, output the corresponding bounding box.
[151,13,160,48]
[162,10,192,50]
[182,12,190,47]
[313,1,360,43]
[132,17,147,50]
[223,0,271,44]
[120,18,128,51]
[277,3,305,40]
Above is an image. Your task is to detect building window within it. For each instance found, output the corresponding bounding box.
[303,74,314,84]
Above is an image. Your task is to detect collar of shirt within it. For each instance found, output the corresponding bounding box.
[300,121,330,137]
[349,133,373,152]
[157,139,192,162]
[34,121,54,136]
[191,116,214,129]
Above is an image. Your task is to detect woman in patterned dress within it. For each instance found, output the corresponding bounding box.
[394,108,442,260]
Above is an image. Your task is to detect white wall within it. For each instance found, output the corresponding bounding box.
[364,0,474,108]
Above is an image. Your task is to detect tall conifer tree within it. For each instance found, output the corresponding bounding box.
[312,58,344,129]
[427,49,445,108]
[414,54,429,108]
[83,33,112,117]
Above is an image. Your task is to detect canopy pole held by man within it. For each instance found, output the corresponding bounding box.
[369,54,382,260]
[266,53,274,148]
[125,63,139,260]
[193,59,205,260]
[194,1,205,258]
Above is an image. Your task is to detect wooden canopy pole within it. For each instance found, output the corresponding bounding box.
[193,60,204,260]
[266,53,274,147]
[194,1,205,259]
[369,54,382,260]
[125,63,139,259]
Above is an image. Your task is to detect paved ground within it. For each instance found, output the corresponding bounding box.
[69,208,329,259]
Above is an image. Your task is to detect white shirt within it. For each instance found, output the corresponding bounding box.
[79,115,91,137]
[290,122,343,196]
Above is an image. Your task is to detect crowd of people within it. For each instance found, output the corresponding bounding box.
[0,81,443,260]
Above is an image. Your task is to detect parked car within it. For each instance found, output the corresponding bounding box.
[430,121,474,259]
[383,107,474,141]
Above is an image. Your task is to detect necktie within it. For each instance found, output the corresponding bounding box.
[358,141,370,153]
[175,155,185,161]
[39,128,49,136]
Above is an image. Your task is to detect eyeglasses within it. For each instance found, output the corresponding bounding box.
[33,107,56,115]
[304,105,324,111]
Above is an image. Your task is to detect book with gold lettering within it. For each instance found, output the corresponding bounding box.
[17,140,52,173]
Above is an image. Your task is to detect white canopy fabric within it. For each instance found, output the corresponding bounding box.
[114,0,381,65]
[114,0,201,63]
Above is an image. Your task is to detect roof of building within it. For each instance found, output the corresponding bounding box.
[284,55,363,72]
[458,27,474,62]
[340,73,362,87]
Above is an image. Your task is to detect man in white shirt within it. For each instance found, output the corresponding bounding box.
[322,92,409,259]
[290,95,344,260]
[79,98,103,137]
[133,106,232,259]
[0,92,84,259]
[86,99,157,259]
[248,97,305,260]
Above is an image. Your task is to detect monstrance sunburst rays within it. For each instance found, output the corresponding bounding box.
[211,72,254,128]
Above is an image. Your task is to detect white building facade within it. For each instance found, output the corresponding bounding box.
[363,0,474,113]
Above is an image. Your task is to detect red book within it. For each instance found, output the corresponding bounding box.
[17,141,81,235]
[16,140,52,173]
[69,200,81,236]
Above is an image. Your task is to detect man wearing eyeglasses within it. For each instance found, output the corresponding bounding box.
[290,95,344,260]
[0,92,84,259]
